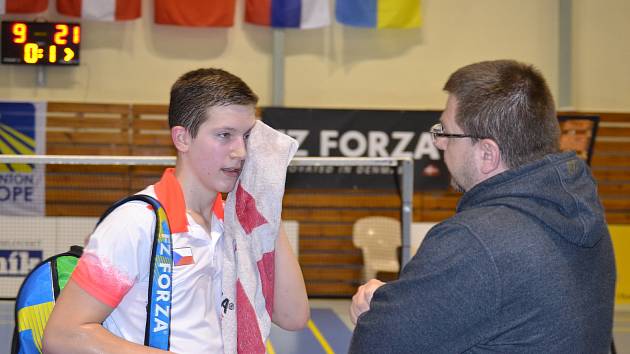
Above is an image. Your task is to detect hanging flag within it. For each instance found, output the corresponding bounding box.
[0,0,47,14]
[57,0,141,21]
[155,0,236,27]
[245,0,330,29]
[336,0,421,29]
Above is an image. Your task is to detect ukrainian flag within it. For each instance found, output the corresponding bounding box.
[336,0,421,29]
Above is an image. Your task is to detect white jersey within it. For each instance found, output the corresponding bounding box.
[72,168,224,353]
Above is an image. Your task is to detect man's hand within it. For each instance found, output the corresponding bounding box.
[350,279,385,325]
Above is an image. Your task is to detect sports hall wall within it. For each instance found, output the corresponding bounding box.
[1,0,630,299]
[1,0,630,111]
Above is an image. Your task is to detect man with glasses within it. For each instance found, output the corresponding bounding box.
[349,60,615,353]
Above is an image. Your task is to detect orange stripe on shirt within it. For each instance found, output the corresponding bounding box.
[71,251,133,308]
[213,193,224,221]
[154,167,224,229]
[154,168,188,233]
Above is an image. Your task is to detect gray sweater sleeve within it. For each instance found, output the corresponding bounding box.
[348,222,500,354]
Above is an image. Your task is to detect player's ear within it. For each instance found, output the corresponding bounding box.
[171,126,190,152]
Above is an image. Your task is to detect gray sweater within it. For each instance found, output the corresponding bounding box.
[349,152,615,353]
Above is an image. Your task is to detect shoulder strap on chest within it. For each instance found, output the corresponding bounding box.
[98,194,173,350]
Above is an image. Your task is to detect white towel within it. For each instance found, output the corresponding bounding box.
[221,120,298,354]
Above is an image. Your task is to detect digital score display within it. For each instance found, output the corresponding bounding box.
[1,21,80,65]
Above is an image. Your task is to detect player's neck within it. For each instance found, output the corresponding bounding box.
[174,166,217,229]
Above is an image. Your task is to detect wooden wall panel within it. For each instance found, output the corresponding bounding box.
[560,112,630,225]
[37,103,630,297]
[130,104,175,156]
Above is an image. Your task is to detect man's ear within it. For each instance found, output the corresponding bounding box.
[478,138,502,174]
[171,126,190,152]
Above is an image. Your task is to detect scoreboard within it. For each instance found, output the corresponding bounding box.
[1,21,81,65]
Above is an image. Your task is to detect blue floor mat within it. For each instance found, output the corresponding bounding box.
[268,307,351,354]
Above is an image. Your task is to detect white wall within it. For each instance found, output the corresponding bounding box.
[0,0,628,111]
[572,0,630,111]
[0,216,299,297]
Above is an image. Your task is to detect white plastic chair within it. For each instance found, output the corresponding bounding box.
[352,216,401,282]
[411,222,438,256]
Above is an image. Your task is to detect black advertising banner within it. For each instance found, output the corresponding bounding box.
[262,107,449,190]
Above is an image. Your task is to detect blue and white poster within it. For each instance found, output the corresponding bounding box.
[0,102,46,216]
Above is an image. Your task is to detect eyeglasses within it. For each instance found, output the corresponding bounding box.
[429,123,489,143]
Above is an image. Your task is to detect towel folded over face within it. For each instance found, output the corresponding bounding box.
[221,120,298,354]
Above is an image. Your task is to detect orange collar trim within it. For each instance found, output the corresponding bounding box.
[154,168,224,233]
[154,168,188,233]
[212,193,224,221]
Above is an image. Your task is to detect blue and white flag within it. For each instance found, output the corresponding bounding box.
[245,0,330,29]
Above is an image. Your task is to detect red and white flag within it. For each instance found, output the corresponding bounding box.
[155,0,236,27]
[57,0,141,21]
[0,0,47,14]
[173,247,195,266]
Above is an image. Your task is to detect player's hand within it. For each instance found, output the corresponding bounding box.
[350,279,385,325]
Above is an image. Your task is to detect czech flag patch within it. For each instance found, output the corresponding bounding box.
[173,247,194,266]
